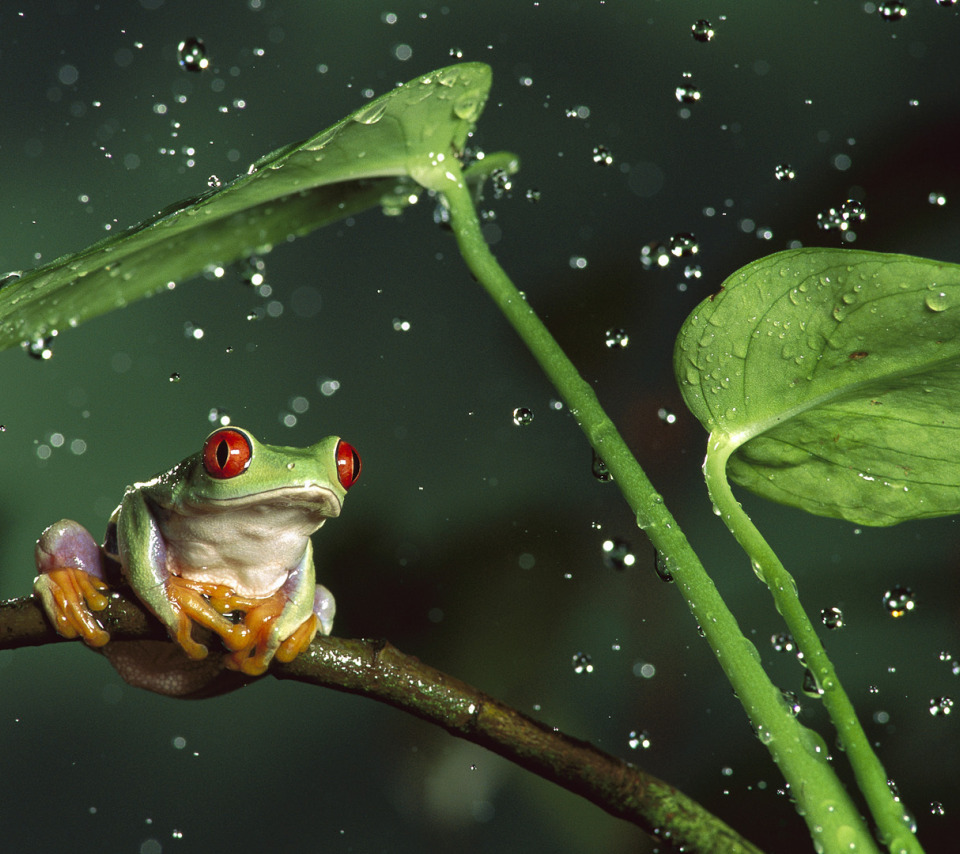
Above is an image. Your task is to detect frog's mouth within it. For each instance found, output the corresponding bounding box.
[195,484,342,519]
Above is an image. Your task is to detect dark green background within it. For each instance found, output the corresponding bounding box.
[1,2,958,852]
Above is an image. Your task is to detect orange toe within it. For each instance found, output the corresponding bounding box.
[275,614,318,663]
[42,568,111,647]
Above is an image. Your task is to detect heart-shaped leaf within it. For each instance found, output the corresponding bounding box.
[675,248,960,525]
[0,62,494,353]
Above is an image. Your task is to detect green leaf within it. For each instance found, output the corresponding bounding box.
[0,62,495,354]
[675,247,960,525]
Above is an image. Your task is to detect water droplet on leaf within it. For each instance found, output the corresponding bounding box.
[782,690,802,717]
[23,331,58,360]
[592,449,613,482]
[802,668,824,698]
[654,552,674,582]
[924,290,949,312]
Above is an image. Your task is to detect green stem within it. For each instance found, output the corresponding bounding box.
[441,168,881,854]
[704,434,921,854]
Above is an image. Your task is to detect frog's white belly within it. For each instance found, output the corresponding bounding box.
[160,507,319,598]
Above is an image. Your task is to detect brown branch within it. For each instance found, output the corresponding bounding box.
[1,593,763,854]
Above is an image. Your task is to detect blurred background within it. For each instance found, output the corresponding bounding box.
[1,2,958,851]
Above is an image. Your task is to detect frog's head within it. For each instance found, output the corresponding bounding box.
[172,427,361,524]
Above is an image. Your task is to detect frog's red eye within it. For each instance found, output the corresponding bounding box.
[203,429,252,479]
[335,440,361,489]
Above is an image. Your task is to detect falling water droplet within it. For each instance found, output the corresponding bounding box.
[771,632,796,653]
[928,697,954,716]
[604,327,630,349]
[512,406,534,426]
[883,586,916,617]
[691,19,715,42]
[490,169,513,198]
[628,729,652,749]
[669,232,699,258]
[775,163,797,181]
[178,38,209,72]
[602,538,636,570]
[675,83,702,104]
[592,145,614,166]
[640,242,672,270]
[571,652,594,674]
[878,2,908,21]
[240,255,267,287]
[821,607,845,630]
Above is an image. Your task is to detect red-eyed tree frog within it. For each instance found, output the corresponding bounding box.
[33,427,360,696]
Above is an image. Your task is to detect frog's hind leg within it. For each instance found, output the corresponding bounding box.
[34,520,111,647]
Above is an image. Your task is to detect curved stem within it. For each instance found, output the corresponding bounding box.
[441,167,882,854]
[704,434,920,854]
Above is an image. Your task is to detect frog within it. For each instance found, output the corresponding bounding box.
[33,426,360,697]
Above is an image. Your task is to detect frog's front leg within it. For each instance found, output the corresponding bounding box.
[34,520,112,647]
[116,489,249,660]
[223,540,333,676]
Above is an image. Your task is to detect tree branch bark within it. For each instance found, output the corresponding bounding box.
[1,592,763,854]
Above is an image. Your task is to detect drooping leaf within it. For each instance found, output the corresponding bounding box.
[0,62,496,353]
[675,248,960,525]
